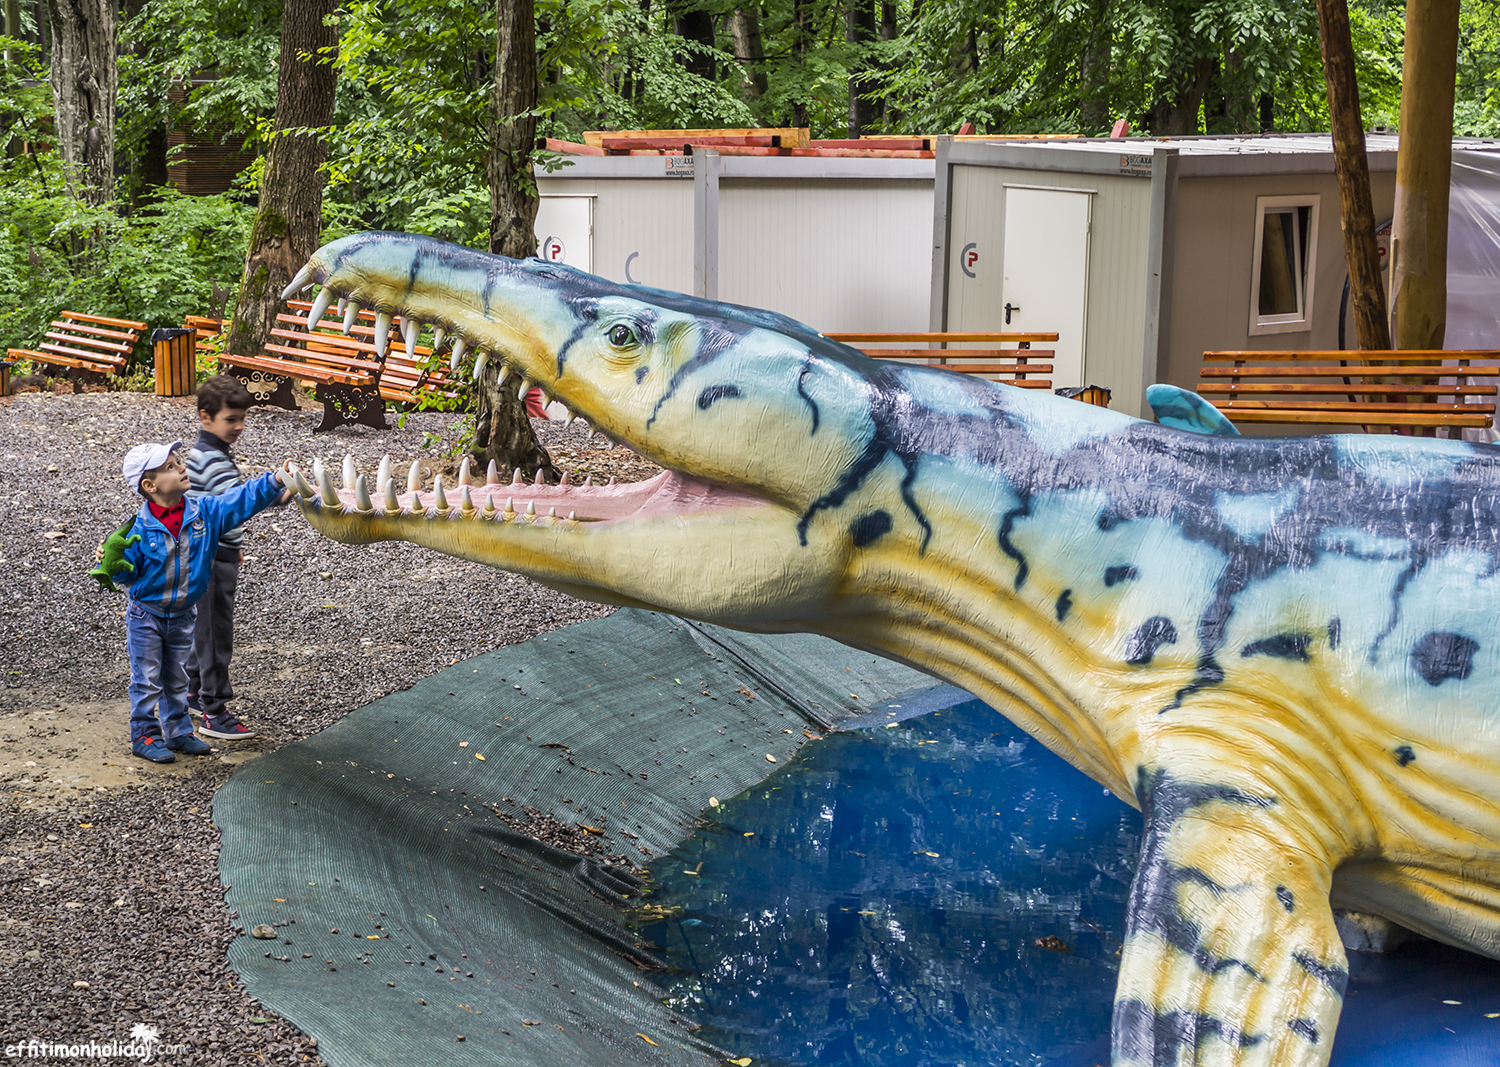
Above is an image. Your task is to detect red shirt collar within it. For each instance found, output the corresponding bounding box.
[147,499,185,537]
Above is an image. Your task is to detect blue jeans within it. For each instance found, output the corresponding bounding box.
[126,601,196,743]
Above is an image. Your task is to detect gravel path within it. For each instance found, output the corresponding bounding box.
[0,390,661,1063]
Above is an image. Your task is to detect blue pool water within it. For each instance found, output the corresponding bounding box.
[637,698,1500,1067]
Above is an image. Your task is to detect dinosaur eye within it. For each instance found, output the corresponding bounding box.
[607,323,637,348]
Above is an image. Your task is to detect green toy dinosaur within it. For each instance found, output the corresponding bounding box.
[89,520,140,593]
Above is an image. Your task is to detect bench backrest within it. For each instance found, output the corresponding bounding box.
[825,331,1058,389]
[1198,349,1500,431]
[286,299,464,393]
[39,311,148,371]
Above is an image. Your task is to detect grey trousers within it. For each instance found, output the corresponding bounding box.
[186,555,239,716]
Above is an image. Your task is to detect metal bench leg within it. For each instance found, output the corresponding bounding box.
[226,368,299,411]
[314,382,387,434]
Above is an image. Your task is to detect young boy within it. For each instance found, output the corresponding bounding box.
[118,441,291,763]
[185,376,258,739]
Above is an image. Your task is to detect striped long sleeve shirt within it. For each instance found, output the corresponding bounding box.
[186,429,248,549]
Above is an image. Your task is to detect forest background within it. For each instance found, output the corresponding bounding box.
[0,0,1497,357]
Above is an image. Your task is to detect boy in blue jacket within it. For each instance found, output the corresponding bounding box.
[117,440,293,763]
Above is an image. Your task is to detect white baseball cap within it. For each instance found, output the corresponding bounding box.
[123,441,183,492]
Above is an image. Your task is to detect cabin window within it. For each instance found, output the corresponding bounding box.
[1248,195,1320,336]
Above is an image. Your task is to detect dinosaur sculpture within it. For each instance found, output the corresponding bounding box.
[281,231,1500,1067]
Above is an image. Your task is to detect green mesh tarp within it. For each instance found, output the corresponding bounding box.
[214,609,963,1067]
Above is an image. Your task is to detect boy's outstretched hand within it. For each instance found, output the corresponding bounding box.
[89,521,140,593]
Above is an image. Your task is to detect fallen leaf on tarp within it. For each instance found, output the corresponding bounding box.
[459,741,469,748]
[250,1017,270,1024]
[802,731,821,740]
[765,754,776,763]
[522,1020,541,1027]
[274,899,285,903]
[637,1033,658,1046]
[581,825,603,834]
[729,1058,753,1066]
[475,753,486,761]
[367,935,381,940]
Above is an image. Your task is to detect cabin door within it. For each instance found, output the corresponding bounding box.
[534,196,594,273]
[1001,187,1091,389]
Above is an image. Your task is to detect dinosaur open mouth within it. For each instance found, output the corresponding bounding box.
[291,455,768,527]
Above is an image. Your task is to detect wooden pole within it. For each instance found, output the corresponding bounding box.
[1315,0,1390,351]
[1392,0,1461,351]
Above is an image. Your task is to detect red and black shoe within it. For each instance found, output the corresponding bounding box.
[200,712,255,740]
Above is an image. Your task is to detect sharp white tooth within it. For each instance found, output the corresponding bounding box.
[497,363,511,388]
[547,507,556,519]
[343,301,361,334]
[433,475,449,511]
[432,327,446,352]
[336,297,347,316]
[281,266,313,300]
[525,500,536,516]
[559,471,572,486]
[485,459,500,485]
[312,457,326,489]
[354,474,373,513]
[512,468,524,486]
[293,470,315,499]
[342,453,357,491]
[407,460,422,494]
[566,511,576,522]
[473,351,488,383]
[383,477,400,511]
[482,492,496,517]
[460,484,475,513]
[307,288,335,330]
[457,456,471,485]
[534,469,546,486]
[583,476,594,488]
[316,464,340,507]
[561,406,575,424]
[605,439,617,451]
[373,312,391,358]
[403,318,419,359]
[449,337,465,373]
[516,376,530,401]
[376,455,392,491]
[607,477,617,486]
[503,497,515,519]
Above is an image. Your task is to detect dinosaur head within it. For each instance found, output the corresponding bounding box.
[284,231,914,626]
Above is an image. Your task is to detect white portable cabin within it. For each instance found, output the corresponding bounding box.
[533,152,935,335]
[931,134,1500,418]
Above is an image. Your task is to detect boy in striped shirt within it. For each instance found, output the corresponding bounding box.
[185,376,260,739]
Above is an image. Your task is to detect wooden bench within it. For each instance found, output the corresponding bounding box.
[1198,350,1500,433]
[6,311,147,392]
[825,331,1057,390]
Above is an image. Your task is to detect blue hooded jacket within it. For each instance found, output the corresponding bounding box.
[121,471,285,616]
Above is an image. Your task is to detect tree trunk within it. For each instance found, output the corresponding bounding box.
[1078,0,1110,134]
[226,0,337,360]
[1315,0,1390,351]
[5,0,21,66]
[1392,0,1461,351]
[1149,56,1215,135]
[669,0,716,80]
[845,0,877,137]
[473,0,555,480]
[727,5,767,101]
[125,0,168,208]
[45,0,115,205]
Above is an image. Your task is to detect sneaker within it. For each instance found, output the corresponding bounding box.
[166,733,212,756]
[187,692,203,719]
[200,711,255,740]
[132,736,176,764]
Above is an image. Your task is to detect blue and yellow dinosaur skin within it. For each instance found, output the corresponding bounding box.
[283,232,1500,1066]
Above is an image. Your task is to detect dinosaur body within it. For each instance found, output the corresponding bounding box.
[283,232,1500,1066]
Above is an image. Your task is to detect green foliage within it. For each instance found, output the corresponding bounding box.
[0,147,253,362]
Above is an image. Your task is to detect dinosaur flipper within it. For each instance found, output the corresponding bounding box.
[1146,384,1241,437]
[1112,769,1346,1067]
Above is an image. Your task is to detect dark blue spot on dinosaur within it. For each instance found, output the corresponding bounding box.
[1241,634,1311,661]
[1328,617,1341,650]
[1412,632,1478,686]
[1277,886,1294,912]
[636,366,649,384]
[1056,589,1073,622]
[1126,617,1178,666]
[998,501,1032,589]
[1288,1018,1320,1044]
[1394,745,1416,767]
[1097,510,1120,532]
[1113,1000,1261,1064]
[1293,951,1349,997]
[849,511,892,548]
[696,383,741,410]
[1105,565,1138,587]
